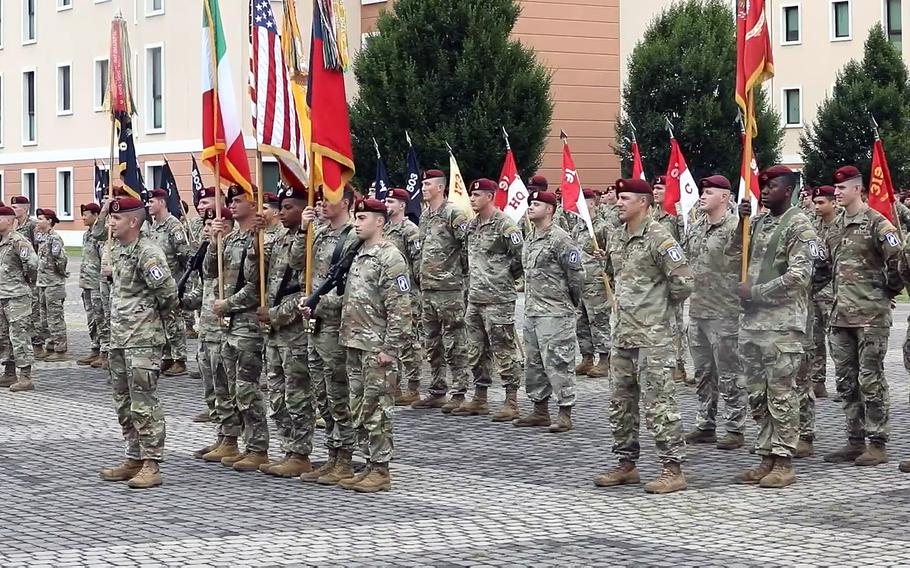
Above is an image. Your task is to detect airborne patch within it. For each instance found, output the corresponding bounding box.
[567,250,580,266]
[19,247,29,260]
[886,232,899,247]
[51,242,61,256]
[509,232,522,245]
[396,275,411,292]
[175,232,185,242]
[148,265,165,281]
[666,245,683,262]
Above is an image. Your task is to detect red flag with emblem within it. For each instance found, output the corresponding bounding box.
[560,135,594,236]
[496,148,517,210]
[869,137,896,222]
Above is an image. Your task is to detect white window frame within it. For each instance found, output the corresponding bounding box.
[144,159,164,190]
[361,31,379,48]
[0,170,5,203]
[93,57,109,112]
[56,0,72,12]
[780,3,802,46]
[144,43,165,134]
[21,67,36,146]
[145,0,165,17]
[20,169,37,212]
[830,0,853,42]
[0,72,4,148]
[56,62,72,116]
[882,0,903,44]
[56,167,74,221]
[94,0,112,4]
[0,0,5,50]
[21,0,36,45]
[782,86,803,128]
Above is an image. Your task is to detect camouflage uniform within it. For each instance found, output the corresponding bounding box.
[80,223,105,353]
[383,218,423,391]
[682,211,747,435]
[740,207,817,458]
[340,240,412,464]
[651,205,688,371]
[203,228,269,454]
[91,212,113,356]
[571,216,612,359]
[418,203,471,396]
[605,220,692,464]
[822,206,902,446]
[17,217,44,348]
[522,223,584,406]
[0,231,37,369]
[810,215,836,386]
[109,235,176,461]
[183,215,206,326]
[36,229,68,353]
[466,209,524,391]
[148,215,190,363]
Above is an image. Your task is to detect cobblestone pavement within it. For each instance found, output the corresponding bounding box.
[1,262,910,566]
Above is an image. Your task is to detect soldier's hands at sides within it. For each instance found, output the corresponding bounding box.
[736,282,753,299]
[256,306,271,323]
[213,299,228,317]
[301,207,316,227]
[250,213,268,232]
[738,201,752,218]
[377,352,395,367]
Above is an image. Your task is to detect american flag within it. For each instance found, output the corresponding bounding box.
[249,0,306,189]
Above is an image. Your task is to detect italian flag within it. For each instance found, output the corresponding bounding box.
[201,0,253,195]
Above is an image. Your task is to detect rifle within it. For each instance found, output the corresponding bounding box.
[303,240,364,311]
[177,240,209,299]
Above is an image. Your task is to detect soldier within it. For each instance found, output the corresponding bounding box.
[411,169,472,412]
[147,189,190,376]
[681,175,747,451]
[34,209,68,361]
[11,196,44,354]
[455,178,523,420]
[734,165,817,489]
[262,192,284,243]
[514,190,584,433]
[99,197,176,489]
[77,203,106,366]
[382,188,423,405]
[335,198,413,492]
[209,185,271,472]
[810,186,838,400]
[573,188,612,379]
[820,166,903,466]
[0,206,38,392]
[184,188,220,345]
[593,178,692,494]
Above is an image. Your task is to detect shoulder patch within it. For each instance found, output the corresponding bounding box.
[396,275,411,292]
[458,222,468,233]
[414,240,422,251]
[509,232,523,245]
[148,265,165,281]
[808,240,820,259]
[567,249,580,266]
[175,231,184,242]
[666,245,683,262]
[51,241,62,256]
[19,246,29,260]
[885,232,899,247]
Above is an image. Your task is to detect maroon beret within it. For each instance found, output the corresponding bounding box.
[652,175,667,187]
[699,175,732,191]
[0,206,15,217]
[110,197,145,213]
[227,184,250,201]
[386,188,410,202]
[606,184,617,193]
[264,192,280,204]
[422,169,445,181]
[36,208,59,223]
[833,166,862,184]
[199,186,223,200]
[150,188,169,200]
[354,198,388,215]
[616,178,652,195]
[758,165,795,187]
[80,203,102,214]
[582,188,597,199]
[10,196,29,205]
[527,190,558,207]
[470,178,498,193]
[814,185,836,198]
[277,185,307,202]
[528,175,549,190]
[203,207,234,221]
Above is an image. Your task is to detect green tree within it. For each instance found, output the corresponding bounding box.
[348,0,553,188]
[800,26,910,187]
[614,0,782,183]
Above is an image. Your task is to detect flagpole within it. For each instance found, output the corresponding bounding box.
[106,115,116,258]
[205,0,225,301]
[740,94,755,283]
[255,149,266,309]
[304,153,315,297]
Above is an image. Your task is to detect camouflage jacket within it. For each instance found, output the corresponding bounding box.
[0,231,38,298]
[597,205,622,231]
[523,223,585,317]
[186,216,206,253]
[384,218,422,285]
[289,221,360,324]
[554,204,579,233]
[339,240,413,357]
[418,202,469,292]
[182,267,224,343]
[895,201,910,235]
[811,214,837,305]
[80,225,103,290]
[37,230,68,287]
[651,204,684,242]
[203,227,259,338]
[570,216,611,293]
[821,205,903,328]
[149,214,191,277]
[248,226,307,347]
[683,210,742,321]
[606,219,693,348]
[467,209,523,304]
[741,207,817,332]
[110,235,178,348]
[16,217,39,251]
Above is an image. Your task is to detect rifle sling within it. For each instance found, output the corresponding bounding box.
[750,207,800,286]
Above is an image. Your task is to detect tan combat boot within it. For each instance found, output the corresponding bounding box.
[77,349,101,366]
[127,460,163,489]
[452,387,489,416]
[233,451,270,472]
[99,458,143,481]
[338,462,371,490]
[899,460,910,473]
[203,436,239,462]
[163,361,187,377]
[410,393,447,409]
[192,410,211,423]
[759,456,795,488]
[734,455,775,484]
[317,449,355,485]
[43,351,68,363]
[395,381,421,406]
[193,436,223,460]
[513,400,551,427]
[301,449,337,483]
[644,462,688,494]
[0,363,17,388]
[794,438,814,458]
[352,462,391,493]
[161,359,174,373]
[685,428,716,444]
[586,354,611,378]
[91,353,109,369]
[823,440,866,463]
[186,327,199,339]
[260,454,289,474]
[548,406,573,433]
[854,442,888,466]
[716,432,745,450]
[491,389,519,422]
[575,354,595,376]
[441,394,466,414]
[9,367,33,392]
[813,382,828,398]
[268,454,313,478]
[33,346,47,360]
[593,460,640,487]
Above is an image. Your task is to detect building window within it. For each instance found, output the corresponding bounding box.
[57,64,72,115]
[1,0,5,49]
[783,88,802,127]
[146,163,164,191]
[146,0,164,16]
[0,73,4,148]
[0,171,4,203]
[56,168,74,220]
[94,58,109,111]
[886,0,902,47]
[22,70,35,144]
[21,170,36,213]
[57,0,71,11]
[832,1,851,40]
[782,5,800,44]
[262,160,280,193]
[22,0,36,44]
[146,45,164,132]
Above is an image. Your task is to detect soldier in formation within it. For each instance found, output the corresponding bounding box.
[0,206,38,392]
[35,209,68,361]
[77,203,106,367]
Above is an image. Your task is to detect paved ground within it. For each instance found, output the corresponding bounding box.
[2,260,910,566]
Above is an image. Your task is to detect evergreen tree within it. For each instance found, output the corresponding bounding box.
[800,26,910,187]
[349,0,553,189]
[615,0,782,183]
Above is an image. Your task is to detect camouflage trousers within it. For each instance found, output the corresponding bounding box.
[347,348,394,464]
[162,306,187,363]
[810,297,832,383]
[195,341,216,417]
[576,285,611,356]
[902,311,910,373]
[739,329,801,458]
[201,339,241,437]
[100,278,112,354]
[266,341,315,457]
[671,304,687,368]
[109,346,166,461]
[38,285,66,353]
[30,285,45,347]
[687,317,747,434]
[397,294,423,389]
[829,326,891,444]
[421,290,471,396]
[796,311,816,441]
[466,302,522,391]
[308,321,355,451]
[183,308,196,331]
[81,288,105,351]
[523,315,576,406]
[609,345,686,464]
[222,333,269,452]
[0,296,34,368]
